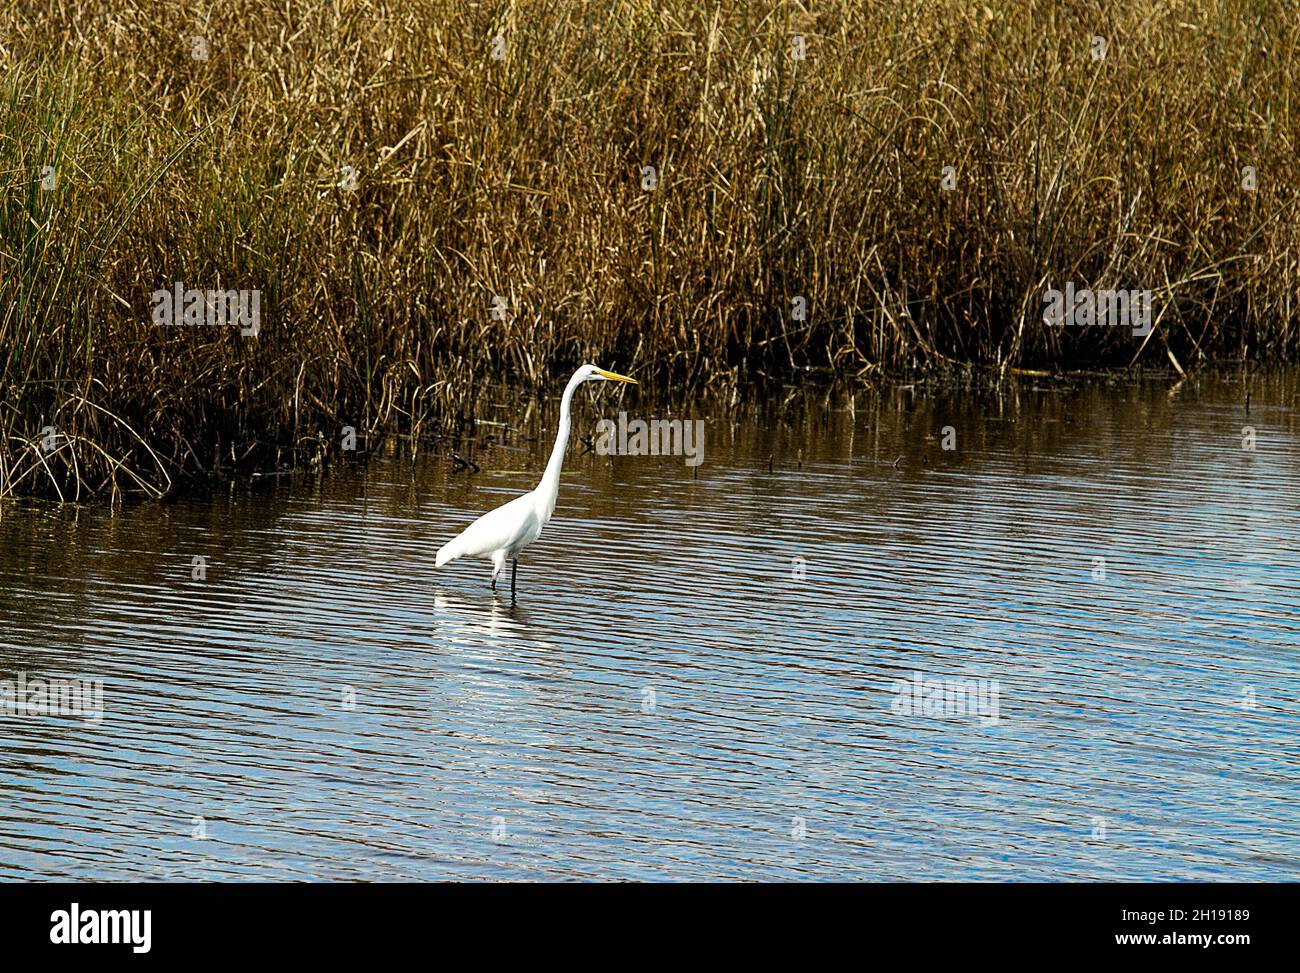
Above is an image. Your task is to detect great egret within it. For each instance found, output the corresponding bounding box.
[435,364,637,596]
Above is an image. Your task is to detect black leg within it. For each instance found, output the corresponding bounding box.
[510,558,518,599]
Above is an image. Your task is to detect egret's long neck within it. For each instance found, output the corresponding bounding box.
[536,373,583,516]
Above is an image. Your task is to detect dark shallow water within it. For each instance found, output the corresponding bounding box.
[2,371,1298,880]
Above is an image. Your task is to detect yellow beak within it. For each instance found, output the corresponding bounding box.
[595,367,638,384]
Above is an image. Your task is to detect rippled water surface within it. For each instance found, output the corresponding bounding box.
[2,372,1299,880]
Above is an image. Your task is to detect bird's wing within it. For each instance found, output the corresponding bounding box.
[436,491,538,565]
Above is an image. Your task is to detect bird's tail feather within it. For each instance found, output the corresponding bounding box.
[435,536,465,567]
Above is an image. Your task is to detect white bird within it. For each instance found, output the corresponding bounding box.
[435,364,638,596]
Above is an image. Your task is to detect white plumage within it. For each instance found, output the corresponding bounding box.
[435,364,637,595]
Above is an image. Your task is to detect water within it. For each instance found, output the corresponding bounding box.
[2,371,1298,881]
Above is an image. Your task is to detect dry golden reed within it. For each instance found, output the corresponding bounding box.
[1,1,1297,498]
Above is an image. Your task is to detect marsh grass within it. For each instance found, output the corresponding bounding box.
[1,1,1297,498]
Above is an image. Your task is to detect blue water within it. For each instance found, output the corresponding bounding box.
[1,373,1297,879]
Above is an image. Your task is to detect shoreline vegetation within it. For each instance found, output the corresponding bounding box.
[2,1,1297,500]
